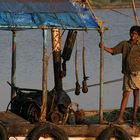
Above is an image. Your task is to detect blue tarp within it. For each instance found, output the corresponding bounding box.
[0,0,99,30]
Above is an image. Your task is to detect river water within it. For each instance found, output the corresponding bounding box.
[0,8,140,111]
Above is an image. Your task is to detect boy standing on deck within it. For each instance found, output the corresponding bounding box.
[99,25,140,124]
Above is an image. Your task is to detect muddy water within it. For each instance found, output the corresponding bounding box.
[0,8,140,111]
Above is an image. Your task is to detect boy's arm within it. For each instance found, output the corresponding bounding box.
[99,42,113,54]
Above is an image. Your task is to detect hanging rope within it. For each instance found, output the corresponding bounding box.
[75,40,80,95]
[82,31,88,93]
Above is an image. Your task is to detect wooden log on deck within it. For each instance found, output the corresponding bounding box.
[0,111,140,138]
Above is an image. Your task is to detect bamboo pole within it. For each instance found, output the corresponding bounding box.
[99,29,104,124]
[40,29,48,122]
[11,31,17,100]
[87,0,105,124]
[131,0,139,25]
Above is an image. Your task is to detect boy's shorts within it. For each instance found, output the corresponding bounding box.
[123,71,140,91]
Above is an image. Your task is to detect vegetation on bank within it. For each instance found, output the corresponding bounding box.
[87,0,140,8]
[93,0,140,3]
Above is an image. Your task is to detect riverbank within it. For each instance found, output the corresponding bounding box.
[93,2,140,9]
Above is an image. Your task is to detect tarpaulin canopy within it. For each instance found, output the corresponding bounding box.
[0,0,99,30]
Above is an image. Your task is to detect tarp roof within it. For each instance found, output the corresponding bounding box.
[0,0,99,30]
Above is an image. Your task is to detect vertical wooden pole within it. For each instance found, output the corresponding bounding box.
[87,0,105,123]
[99,31,104,124]
[40,29,48,122]
[11,31,16,100]
[51,28,62,91]
[131,0,139,25]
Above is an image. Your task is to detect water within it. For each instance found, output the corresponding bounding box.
[0,8,140,111]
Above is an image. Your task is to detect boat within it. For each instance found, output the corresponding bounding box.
[0,0,140,140]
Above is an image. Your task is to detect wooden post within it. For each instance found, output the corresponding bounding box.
[11,31,16,100]
[40,29,48,122]
[99,30,104,124]
[87,0,105,123]
[131,0,139,25]
[51,28,62,91]
[96,17,105,124]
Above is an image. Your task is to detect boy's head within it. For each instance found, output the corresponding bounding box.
[130,25,140,36]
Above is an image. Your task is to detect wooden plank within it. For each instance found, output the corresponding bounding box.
[0,111,30,125]
[0,111,140,137]
[59,124,140,137]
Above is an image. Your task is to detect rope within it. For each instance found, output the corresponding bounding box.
[66,78,123,93]
[82,31,87,78]
[86,0,106,33]
[110,9,134,19]
[86,0,97,19]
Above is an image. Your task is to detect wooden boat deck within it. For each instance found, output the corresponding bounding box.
[1,111,140,138]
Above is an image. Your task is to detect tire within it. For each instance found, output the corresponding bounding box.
[27,123,68,140]
[96,126,132,140]
[0,123,8,140]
